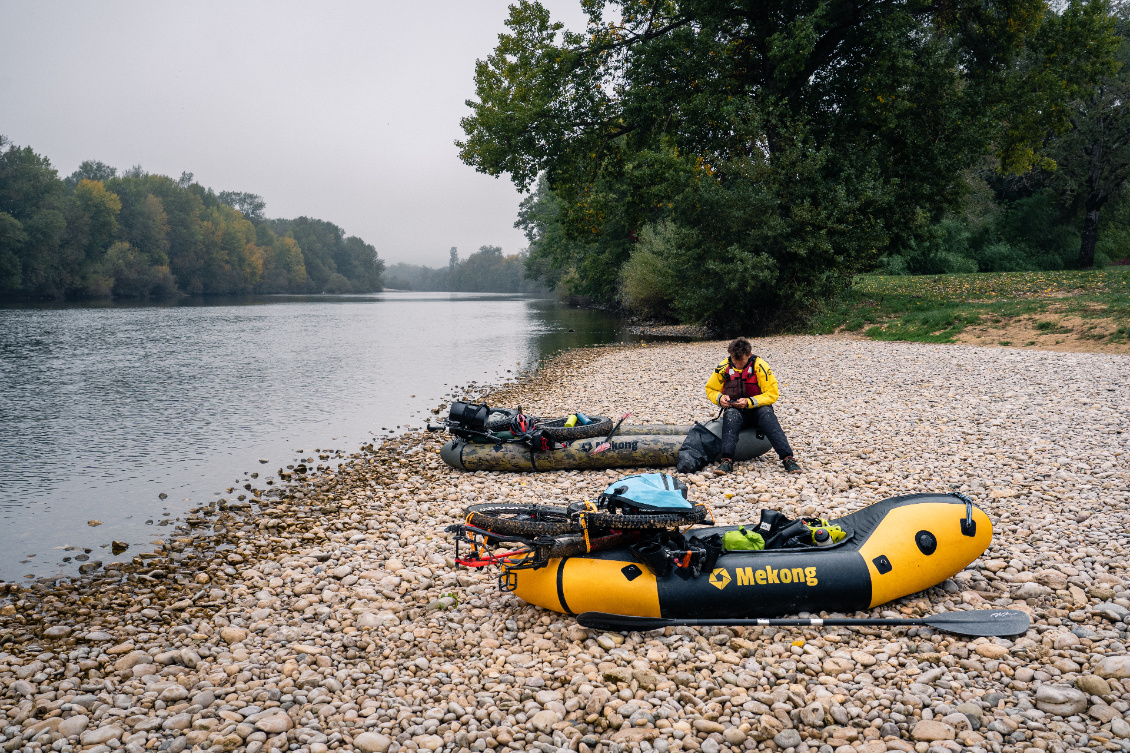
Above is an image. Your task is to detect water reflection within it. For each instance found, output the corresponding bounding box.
[0,293,641,580]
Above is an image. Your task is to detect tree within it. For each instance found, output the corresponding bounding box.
[459,0,1116,330]
[65,160,117,188]
[218,191,266,223]
[1048,5,1130,267]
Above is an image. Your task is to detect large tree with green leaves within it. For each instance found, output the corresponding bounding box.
[460,0,1116,331]
[1046,4,1130,267]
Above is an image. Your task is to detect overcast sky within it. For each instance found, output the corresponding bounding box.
[0,1,590,266]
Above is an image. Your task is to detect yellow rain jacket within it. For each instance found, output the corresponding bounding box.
[705,356,780,408]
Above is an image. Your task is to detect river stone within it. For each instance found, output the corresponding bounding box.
[530,709,561,733]
[602,667,632,684]
[1090,705,1120,723]
[1111,718,1130,739]
[1095,656,1130,678]
[254,713,292,734]
[632,669,659,690]
[43,625,72,638]
[701,739,720,753]
[912,721,956,741]
[220,626,248,644]
[355,612,383,628]
[56,715,89,738]
[611,728,661,744]
[113,651,150,672]
[800,702,826,727]
[1014,583,1051,599]
[974,643,1009,659]
[158,684,189,702]
[694,720,725,734]
[353,732,392,752]
[774,729,802,748]
[80,726,124,746]
[1076,676,1111,696]
[745,714,781,741]
[723,728,748,745]
[161,714,192,731]
[1035,685,1088,716]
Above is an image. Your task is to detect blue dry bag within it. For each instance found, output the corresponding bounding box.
[599,473,692,512]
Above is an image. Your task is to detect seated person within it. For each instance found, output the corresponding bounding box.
[704,337,801,474]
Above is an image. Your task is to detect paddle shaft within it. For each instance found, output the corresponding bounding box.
[578,609,1030,636]
[667,617,925,627]
[591,412,632,454]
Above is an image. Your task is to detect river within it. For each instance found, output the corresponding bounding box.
[0,292,649,581]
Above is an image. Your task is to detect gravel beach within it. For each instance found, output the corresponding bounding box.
[0,336,1127,753]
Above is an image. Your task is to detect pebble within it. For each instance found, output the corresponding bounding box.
[0,338,1125,753]
[1034,684,1089,716]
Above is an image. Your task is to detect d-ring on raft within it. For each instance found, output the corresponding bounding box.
[509,493,992,618]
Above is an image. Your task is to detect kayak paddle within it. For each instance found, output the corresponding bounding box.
[590,412,632,455]
[577,609,1030,637]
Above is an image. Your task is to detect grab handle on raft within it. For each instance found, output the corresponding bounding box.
[950,491,977,537]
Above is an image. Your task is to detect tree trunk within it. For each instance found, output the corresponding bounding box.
[1079,197,1101,269]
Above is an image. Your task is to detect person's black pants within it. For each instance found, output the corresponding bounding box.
[720,406,794,461]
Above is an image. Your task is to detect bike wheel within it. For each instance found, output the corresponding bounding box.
[583,504,711,530]
[537,416,613,441]
[464,503,580,537]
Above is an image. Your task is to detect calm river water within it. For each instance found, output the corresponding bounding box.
[0,293,645,581]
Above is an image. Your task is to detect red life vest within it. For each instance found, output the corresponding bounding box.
[722,357,761,401]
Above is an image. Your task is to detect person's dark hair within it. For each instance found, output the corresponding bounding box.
[727,337,752,359]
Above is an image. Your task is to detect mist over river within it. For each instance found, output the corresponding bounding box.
[0,293,648,581]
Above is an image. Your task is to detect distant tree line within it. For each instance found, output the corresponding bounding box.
[385,246,548,293]
[0,137,384,300]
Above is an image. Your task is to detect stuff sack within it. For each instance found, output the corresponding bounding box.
[722,527,766,551]
[600,473,691,512]
[676,422,723,473]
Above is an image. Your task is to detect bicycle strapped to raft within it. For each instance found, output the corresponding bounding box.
[447,473,714,589]
[426,401,615,448]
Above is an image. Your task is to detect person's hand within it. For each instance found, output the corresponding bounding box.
[720,395,731,407]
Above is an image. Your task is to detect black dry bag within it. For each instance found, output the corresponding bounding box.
[448,402,490,430]
[676,422,723,473]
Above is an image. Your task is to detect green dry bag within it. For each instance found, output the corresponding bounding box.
[723,526,765,551]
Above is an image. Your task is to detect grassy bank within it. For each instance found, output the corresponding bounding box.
[812,269,1130,350]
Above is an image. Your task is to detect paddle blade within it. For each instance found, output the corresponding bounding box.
[577,612,672,632]
[923,609,1030,637]
[590,442,610,456]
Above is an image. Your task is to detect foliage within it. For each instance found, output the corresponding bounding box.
[386,246,548,294]
[1044,4,1130,266]
[813,269,1130,344]
[0,138,384,300]
[458,0,1116,332]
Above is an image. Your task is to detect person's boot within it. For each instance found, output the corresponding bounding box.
[782,456,801,474]
[714,459,734,475]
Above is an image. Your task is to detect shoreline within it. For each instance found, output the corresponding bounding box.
[0,337,1126,753]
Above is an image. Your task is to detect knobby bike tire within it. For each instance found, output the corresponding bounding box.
[583,504,711,530]
[466,502,709,537]
[464,503,580,537]
[538,416,613,442]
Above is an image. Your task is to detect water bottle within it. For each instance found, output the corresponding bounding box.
[564,414,578,427]
[812,527,834,546]
[576,412,591,425]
